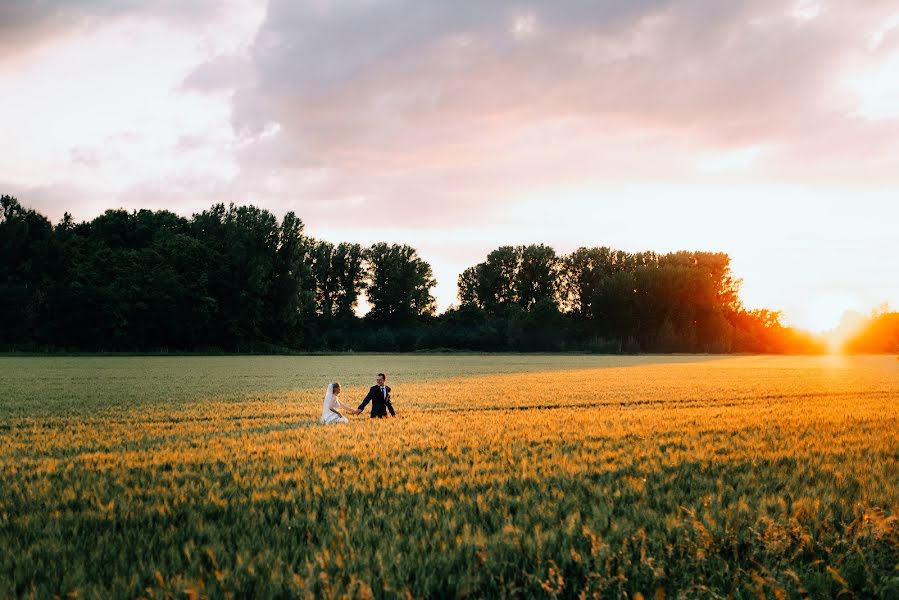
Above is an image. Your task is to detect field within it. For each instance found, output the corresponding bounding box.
[1,354,897,599]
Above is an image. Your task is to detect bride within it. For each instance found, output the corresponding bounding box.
[320,382,354,424]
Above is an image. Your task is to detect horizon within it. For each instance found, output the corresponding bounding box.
[3,1,899,333]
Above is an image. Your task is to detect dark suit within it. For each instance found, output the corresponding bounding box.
[358,385,395,418]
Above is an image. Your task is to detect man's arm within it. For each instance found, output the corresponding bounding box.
[358,388,374,413]
[386,388,396,416]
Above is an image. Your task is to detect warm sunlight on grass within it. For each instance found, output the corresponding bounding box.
[1,355,897,598]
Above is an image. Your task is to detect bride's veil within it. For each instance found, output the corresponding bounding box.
[320,383,335,420]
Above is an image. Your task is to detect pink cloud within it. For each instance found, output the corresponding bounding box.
[177,0,894,231]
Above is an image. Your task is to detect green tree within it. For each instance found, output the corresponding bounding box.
[561,247,630,318]
[593,269,638,352]
[0,195,56,346]
[191,203,280,350]
[514,243,559,310]
[332,243,366,320]
[265,211,315,347]
[456,246,520,312]
[364,243,436,324]
[457,265,479,307]
[311,241,366,321]
[483,246,519,309]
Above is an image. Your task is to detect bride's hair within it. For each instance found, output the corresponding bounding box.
[332,382,341,393]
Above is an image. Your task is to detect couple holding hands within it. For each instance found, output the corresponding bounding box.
[319,373,396,424]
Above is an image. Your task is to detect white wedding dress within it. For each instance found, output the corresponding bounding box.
[320,383,351,424]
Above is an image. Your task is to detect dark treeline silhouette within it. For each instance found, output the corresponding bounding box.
[454,244,822,353]
[2,195,824,353]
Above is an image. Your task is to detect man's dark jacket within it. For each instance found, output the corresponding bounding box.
[358,385,395,418]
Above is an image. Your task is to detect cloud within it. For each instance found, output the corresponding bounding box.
[69,146,104,168]
[183,0,899,229]
[181,53,253,93]
[0,0,224,59]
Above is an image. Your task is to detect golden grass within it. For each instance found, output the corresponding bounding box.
[0,355,897,598]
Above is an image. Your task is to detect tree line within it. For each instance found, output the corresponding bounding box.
[0,195,845,353]
[842,309,899,354]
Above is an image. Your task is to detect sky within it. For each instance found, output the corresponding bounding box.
[2,0,899,332]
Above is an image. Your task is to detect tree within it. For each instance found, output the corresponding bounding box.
[332,243,366,319]
[0,195,56,346]
[844,310,899,353]
[457,265,479,307]
[310,240,340,319]
[459,244,562,312]
[265,211,315,346]
[460,246,521,311]
[593,269,638,352]
[364,243,436,325]
[0,195,829,354]
[457,246,517,311]
[561,247,607,318]
[191,203,280,350]
[514,244,559,310]
[311,241,366,321]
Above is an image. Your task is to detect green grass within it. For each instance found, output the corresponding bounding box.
[0,354,711,416]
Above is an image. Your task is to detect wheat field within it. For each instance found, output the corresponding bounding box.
[1,355,897,598]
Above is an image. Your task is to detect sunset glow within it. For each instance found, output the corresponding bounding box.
[3,1,898,333]
[4,5,899,595]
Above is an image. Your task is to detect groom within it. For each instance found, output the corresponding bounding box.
[355,373,396,418]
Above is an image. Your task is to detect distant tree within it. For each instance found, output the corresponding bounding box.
[560,246,637,347]
[593,269,638,352]
[311,240,366,321]
[0,194,829,354]
[561,247,608,319]
[149,232,217,348]
[518,298,569,351]
[265,211,315,346]
[191,203,280,350]
[428,304,502,351]
[332,243,366,320]
[843,309,899,353]
[457,265,479,307]
[514,244,559,310]
[726,308,821,354]
[310,240,340,319]
[467,246,519,311]
[364,243,436,324]
[0,195,56,346]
